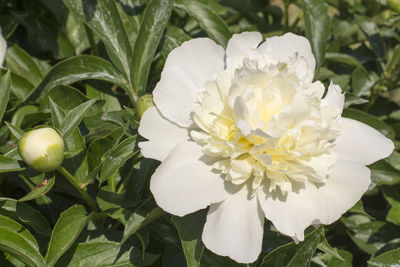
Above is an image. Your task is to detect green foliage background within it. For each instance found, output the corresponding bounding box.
[0,0,399,266]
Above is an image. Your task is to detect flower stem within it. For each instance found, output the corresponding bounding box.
[283,1,290,32]
[84,25,98,56]
[57,166,97,212]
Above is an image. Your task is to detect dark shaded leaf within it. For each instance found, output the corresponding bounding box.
[171,210,206,267]
[123,206,164,244]
[0,198,51,236]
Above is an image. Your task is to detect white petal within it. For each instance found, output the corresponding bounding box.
[153,38,225,127]
[322,82,344,111]
[257,32,315,83]
[150,141,228,216]
[334,118,394,165]
[138,107,188,161]
[259,160,370,241]
[226,32,262,68]
[202,185,264,263]
[0,32,6,66]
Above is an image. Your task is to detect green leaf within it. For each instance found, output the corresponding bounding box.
[381,184,400,207]
[302,0,330,69]
[327,250,353,267]
[99,135,138,183]
[161,25,191,59]
[0,71,10,123]
[27,56,129,102]
[54,240,159,267]
[325,52,367,72]
[96,185,138,224]
[351,68,375,96]
[123,207,164,244]
[63,0,133,82]
[349,200,373,219]
[171,210,206,267]
[8,71,35,101]
[44,85,88,111]
[0,197,51,236]
[131,0,173,96]
[0,216,46,267]
[369,160,400,185]
[318,238,344,261]
[342,108,395,139]
[388,44,400,73]
[4,122,25,140]
[174,0,231,47]
[368,248,400,266]
[0,215,39,250]
[347,221,400,255]
[87,126,126,181]
[384,150,400,171]
[355,15,384,60]
[260,227,323,267]
[45,204,93,267]
[59,98,97,138]
[19,175,55,202]
[49,97,66,130]
[116,0,143,47]
[98,247,159,267]
[65,13,90,55]
[54,241,119,267]
[5,45,44,86]
[0,156,24,173]
[11,105,39,129]
[21,14,75,59]
[387,205,400,225]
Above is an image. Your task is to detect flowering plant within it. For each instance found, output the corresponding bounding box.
[0,0,400,266]
[139,32,394,263]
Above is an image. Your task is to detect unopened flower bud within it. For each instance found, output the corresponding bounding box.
[388,0,400,13]
[18,128,64,172]
[136,94,154,119]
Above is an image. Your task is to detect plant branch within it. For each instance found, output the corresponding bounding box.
[57,166,97,211]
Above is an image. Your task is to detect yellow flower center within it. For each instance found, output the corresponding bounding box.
[191,59,341,194]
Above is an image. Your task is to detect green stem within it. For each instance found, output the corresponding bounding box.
[84,25,99,57]
[283,1,289,32]
[57,167,97,212]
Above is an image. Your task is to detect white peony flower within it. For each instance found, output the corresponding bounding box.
[138,32,394,263]
[18,128,64,172]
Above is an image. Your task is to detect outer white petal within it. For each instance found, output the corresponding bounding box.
[138,107,188,161]
[0,32,6,66]
[202,185,264,263]
[226,32,262,68]
[322,82,344,111]
[150,141,228,217]
[334,118,394,165]
[259,160,370,241]
[257,32,315,82]
[153,38,225,127]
